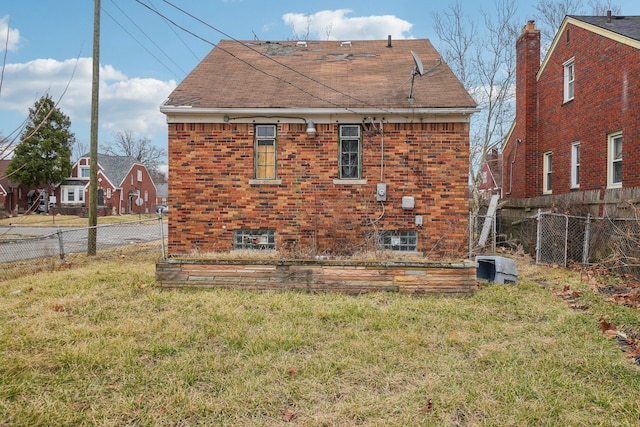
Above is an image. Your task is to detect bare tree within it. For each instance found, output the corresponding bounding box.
[71,139,89,163]
[104,130,167,182]
[433,0,519,213]
[534,0,622,47]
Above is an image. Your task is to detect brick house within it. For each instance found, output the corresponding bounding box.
[161,38,477,257]
[0,159,47,216]
[503,16,640,200]
[57,154,157,215]
[478,148,503,197]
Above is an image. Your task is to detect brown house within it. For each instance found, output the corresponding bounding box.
[57,154,157,215]
[161,38,477,257]
[503,15,640,200]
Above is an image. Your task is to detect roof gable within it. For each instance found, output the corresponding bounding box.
[163,39,476,112]
[539,15,640,78]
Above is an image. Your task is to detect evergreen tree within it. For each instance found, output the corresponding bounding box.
[7,95,75,197]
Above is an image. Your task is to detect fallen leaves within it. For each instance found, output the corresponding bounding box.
[420,399,433,414]
[282,410,297,422]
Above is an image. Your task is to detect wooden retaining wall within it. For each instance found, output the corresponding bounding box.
[156,259,478,295]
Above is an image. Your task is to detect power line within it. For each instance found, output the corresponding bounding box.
[109,0,189,76]
[148,0,201,62]
[132,0,363,113]
[159,0,376,109]
[102,3,183,80]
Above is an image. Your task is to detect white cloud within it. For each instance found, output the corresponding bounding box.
[0,57,175,149]
[282,9,413,41]
[0,16,21,52]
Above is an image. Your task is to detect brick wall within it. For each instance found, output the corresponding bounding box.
[167,121,470,258]
[537,24,640,194]
[505,21,640,199]
[504,23,540,199]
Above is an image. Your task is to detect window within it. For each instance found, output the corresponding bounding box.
[543,152,553,194]
[61,186,85,203]
[563,59,574,102]
[144,190,148,202]
[234,230,276,250]
[137,170,143,182]
[608,132,623,188]
[80,167,90,178]
[339,125,361,179]
[571,143,580,189]
[377,230,418,252]
[255,125,277,179]
[106,188,111,199]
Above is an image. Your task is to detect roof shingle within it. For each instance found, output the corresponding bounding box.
[165,39,476,111]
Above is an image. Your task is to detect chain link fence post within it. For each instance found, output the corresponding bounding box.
[159,215,166,260]
[582,214,591,265]
[57,226,65,261]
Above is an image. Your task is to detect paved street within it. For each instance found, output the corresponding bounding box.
[0,221,167,263]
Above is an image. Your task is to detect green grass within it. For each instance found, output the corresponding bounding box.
[1,252,639,426]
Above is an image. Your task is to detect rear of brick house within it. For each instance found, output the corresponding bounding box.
[161,39,477,257]
[503,15,640,201]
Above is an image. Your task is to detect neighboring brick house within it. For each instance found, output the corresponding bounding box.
[478,148,503,197]
[0,159,45,215]
[155,182,168,209]
[503,16,640,199]
[57,154,157,215]
[161,38,477,257]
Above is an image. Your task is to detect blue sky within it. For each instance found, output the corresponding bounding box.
[1,0,639,164]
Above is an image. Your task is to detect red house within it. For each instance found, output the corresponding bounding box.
[0,159,46,216]
[478,148,503,197]
[161,39,477,257]
[57,154,157,215]
[503,15,640,199]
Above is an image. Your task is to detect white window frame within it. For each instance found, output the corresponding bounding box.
[79,167,90,178]
[563,58,575,102]
[137,170,143,182]
[106,188,112,199]
[608,132,623,188]
[571,142,580,189]
[543,151,553,194]
[61,186,85,204]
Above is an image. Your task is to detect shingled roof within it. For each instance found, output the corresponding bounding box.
[570,14,640,42]
[163,39,476,111]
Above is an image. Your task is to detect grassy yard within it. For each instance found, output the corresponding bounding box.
[0,213,161,227]
[1,249,639,426]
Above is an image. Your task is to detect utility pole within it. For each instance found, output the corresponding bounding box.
[88,0,100,255]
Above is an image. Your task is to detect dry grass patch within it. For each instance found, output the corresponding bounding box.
[0,214,159,227]
[1,252,639,426]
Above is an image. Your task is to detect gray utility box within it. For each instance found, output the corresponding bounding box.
[475,256,518,284]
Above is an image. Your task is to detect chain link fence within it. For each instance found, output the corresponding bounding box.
[0,218,166,281]
[473,209,640,276]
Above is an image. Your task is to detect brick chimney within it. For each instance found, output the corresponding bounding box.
[515,20,540,198]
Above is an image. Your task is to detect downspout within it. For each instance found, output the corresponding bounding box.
[380,120,385,182]
[505,138,521,196]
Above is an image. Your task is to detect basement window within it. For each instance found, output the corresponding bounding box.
[234,230,276,250]
[376,230,418,252]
